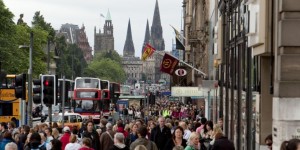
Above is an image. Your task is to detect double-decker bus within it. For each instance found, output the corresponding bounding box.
[0,74,24,126]
[73,77,121,122]
[73,77,104,123]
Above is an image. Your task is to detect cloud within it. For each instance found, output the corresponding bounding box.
[4,0,182,57]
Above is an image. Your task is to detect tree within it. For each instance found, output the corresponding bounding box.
[84,50,126,83]
[93,50,122,63]
[0,0,16,73]
[55,38,87,79]
[84,58,126,83]
[32,11,55,41]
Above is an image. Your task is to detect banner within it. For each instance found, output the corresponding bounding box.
[160,53,179,75]
[176,36,185,50]
[170,25,185,50]
[141,43,155,61]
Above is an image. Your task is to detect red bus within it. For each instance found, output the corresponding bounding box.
[73,77,104,123]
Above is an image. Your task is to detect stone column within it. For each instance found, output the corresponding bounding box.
[255,57,273,149]
[273,0,300,149]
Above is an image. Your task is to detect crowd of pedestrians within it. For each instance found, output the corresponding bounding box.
[0,99,299,150]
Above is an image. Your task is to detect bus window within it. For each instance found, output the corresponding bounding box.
[0,103,13,116]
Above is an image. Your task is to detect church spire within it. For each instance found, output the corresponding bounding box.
[152,0,161,29]
[123,19,135,57]
[106,9,112,21]
[151,0,165,50]
[142,19,151,54]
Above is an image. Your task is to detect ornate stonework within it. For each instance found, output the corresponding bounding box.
[94,10,114,53]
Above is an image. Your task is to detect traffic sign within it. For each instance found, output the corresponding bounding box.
[175,69,187,76]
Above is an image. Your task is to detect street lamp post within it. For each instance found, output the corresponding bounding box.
[19,32,33,126]
[28,32,33,127]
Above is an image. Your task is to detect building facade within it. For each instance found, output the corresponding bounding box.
[122,57,143,85]
[77,25,93,63]
[144,0,170,84]
[182,0,210,87]
[122,19,143,84]
[123,19,135,57]
[59,23,80,44]
[209,0,300,149]
[59,23,93,63]
[151,0,165,51]
[94,11,114,54]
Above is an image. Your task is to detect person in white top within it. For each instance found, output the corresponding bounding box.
[65,134,81,150]
[179,121,191,140]
[45,128,54,143]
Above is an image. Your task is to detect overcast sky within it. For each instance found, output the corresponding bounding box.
[3,0,182,57]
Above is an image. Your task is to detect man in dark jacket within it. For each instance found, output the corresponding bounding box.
[83,121,100,150]
[211,133,235,150]
[150,117,171,150]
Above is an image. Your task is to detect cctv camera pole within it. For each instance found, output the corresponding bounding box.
[27,32,33,127]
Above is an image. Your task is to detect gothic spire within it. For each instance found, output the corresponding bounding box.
[142,20,151,54]
[152,0,161,29]
[123,19,135,57]
[106,9,112,21]
[151,0,165,50]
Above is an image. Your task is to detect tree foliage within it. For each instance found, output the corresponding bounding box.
[0,1,48,77]
[55,37,87,79]
[84,50,126,83]
[32,11,55,41]
[0,0,16,72]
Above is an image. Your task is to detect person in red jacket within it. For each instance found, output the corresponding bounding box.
[61,126,71,150]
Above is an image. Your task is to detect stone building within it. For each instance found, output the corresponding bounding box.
[142,20,155,84]
[59,23,93,62]
[77,25,93,63]
[60,23,80,44]
[151,0,165,51]
[123,19,135,57]
[122,19,143,84]
[94,10,114,54]
[144,0,169,84]
[122,57,143,85]
[182,0,210,87]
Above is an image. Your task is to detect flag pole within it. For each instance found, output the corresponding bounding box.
[154,51,207,77]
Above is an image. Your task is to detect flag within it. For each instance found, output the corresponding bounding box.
[142,43,155,61]
[170,25,182,39]
[176,36,185,50]
[160,53,179,75]
[170,25,185,50]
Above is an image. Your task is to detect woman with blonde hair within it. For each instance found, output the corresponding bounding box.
[52,128,61,140]
[185,132,200,150]
[65,134,81,150]
[209,124,223,146]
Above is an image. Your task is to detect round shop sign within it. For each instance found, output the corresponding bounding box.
[175,69,187,76]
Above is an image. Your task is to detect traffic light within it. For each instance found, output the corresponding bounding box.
[33,76,42,104]
[15,73,26,99]
[58,80,70,104]
[42,75,56,106]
